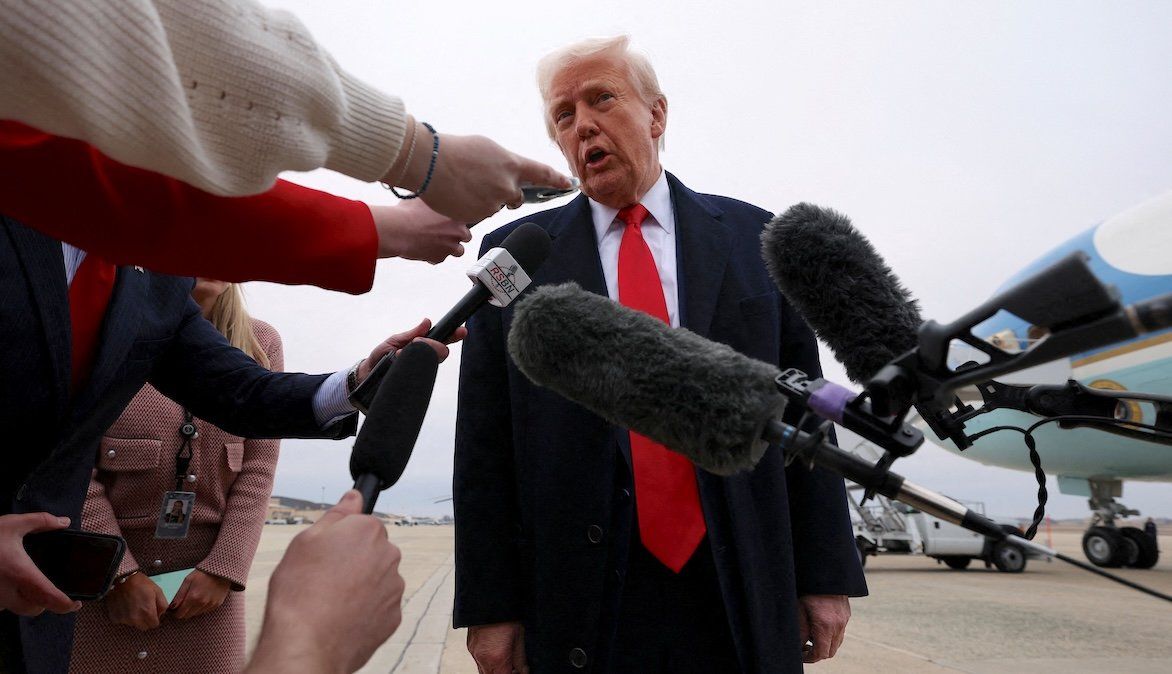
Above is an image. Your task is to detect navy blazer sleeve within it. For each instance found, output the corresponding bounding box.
[778,298,868,598]
[147,297,357,440]
[452,236,526,628]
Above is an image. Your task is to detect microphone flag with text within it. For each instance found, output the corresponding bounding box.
[351,222,552,412]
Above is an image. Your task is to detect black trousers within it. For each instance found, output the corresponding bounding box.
[607,537,741,673]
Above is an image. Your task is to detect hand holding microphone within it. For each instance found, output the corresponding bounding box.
[351,222,552,412]
[347,222,552,513]
[381,120,574,223]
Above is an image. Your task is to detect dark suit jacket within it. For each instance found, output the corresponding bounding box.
[0,215,357,674]
[453,174,867,673]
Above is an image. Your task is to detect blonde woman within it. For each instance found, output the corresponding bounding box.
[70,279,282,672]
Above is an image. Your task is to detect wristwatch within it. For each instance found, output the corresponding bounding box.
[345,360,363,397]
[348,352,395,414]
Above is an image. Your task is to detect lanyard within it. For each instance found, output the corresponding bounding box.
[174,409,197,492]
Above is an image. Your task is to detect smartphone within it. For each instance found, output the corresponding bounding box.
[521,178,580,203]
[23,529,126,600]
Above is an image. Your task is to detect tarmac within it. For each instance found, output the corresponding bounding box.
[244,525,1172,673]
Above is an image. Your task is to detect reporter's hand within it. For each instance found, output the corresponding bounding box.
[169,569,231,620]
[0,512,82,616]
[371,201,472,264]
[105,572,168,630]
[468,621,526,674]
[245,490,404,674]
[356,318,467,384]
[382,120,571,223]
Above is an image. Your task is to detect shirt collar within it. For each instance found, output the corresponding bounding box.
[589,170,673,240]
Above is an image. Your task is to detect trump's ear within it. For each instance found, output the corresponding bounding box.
[650,97,667,139]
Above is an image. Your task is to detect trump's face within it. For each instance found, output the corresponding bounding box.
[547,52,666,209]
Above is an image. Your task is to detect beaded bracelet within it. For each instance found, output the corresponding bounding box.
[390,122,439,200]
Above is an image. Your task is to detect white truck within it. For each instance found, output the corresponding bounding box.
[849,485,1036,572]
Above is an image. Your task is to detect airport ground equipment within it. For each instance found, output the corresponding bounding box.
[847,445,1035,572]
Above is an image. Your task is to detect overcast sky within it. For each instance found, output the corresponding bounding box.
[248,0,1172,518]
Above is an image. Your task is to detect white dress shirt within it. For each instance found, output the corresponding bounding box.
[589,170,680,327]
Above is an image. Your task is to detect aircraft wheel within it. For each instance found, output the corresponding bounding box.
[1082,526,1124,567]
[1120,527,1159,569]
[992,540,1027,573]
[942,556,971,570]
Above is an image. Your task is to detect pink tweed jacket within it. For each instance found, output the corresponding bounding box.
[81,319,283,589]
[70,319,283,672]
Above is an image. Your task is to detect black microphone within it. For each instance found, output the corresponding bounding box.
[761,203,1172,446]
[351,222,552,412]
[508,282,785,475]
[506,282,1009,539]
[350,341,439,514]
[761,203,922,384]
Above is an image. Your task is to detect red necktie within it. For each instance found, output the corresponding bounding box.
[616,204,706,573]
[69,253,116,394]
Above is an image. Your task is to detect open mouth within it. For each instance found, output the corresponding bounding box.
[585,148,608,169]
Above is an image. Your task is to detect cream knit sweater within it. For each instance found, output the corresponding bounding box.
[0,0,408,196]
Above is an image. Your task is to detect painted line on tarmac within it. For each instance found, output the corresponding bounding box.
[847,634,967,671]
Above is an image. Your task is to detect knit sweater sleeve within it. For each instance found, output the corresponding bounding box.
[0,0,407,196]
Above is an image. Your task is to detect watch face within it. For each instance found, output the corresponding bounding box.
[347,362,362,395]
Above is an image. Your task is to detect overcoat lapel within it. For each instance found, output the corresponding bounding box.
[667,172,731,338]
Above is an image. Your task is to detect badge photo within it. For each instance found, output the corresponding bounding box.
[155,490,196,539]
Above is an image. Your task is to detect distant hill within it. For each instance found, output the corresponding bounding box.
[270,494,400,520]
[272,495,322,510]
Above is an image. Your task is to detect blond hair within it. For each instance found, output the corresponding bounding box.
[206,284,270,369]
[536,35,666,150]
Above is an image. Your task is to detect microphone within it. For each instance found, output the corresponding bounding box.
[507,282,786,475]
[350,341,440,514]
[351,222,552,412]
[761,203,1172,447]
[506,283,1010,539]
[427,221,552,340]
[761,203,922,384]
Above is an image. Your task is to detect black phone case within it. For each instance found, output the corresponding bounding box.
[23,530,127,601]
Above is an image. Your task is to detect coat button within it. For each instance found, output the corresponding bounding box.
[152,559,162,568]
[586,525,604,544]
[137,651,147,659]
[106,449,116,458]
[186,474,197,483]
[569,647,588,668]
[619,488,631,501]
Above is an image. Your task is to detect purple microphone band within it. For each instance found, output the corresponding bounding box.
[808,380,858,424]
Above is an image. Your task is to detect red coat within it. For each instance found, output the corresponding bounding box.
[0,120,377,293]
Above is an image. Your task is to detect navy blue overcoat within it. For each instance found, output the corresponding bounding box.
[453,174,867,673]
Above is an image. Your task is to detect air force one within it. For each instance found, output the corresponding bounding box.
[931,190,1172,569]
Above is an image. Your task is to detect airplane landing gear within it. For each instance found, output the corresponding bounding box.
[1082,479,1158,568]
[1082,526,1124,567]
[1120,527,1159,569]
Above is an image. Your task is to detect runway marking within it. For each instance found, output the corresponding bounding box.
[354,552,456,673]
[846,634,968,671]
[390,556,455,674]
